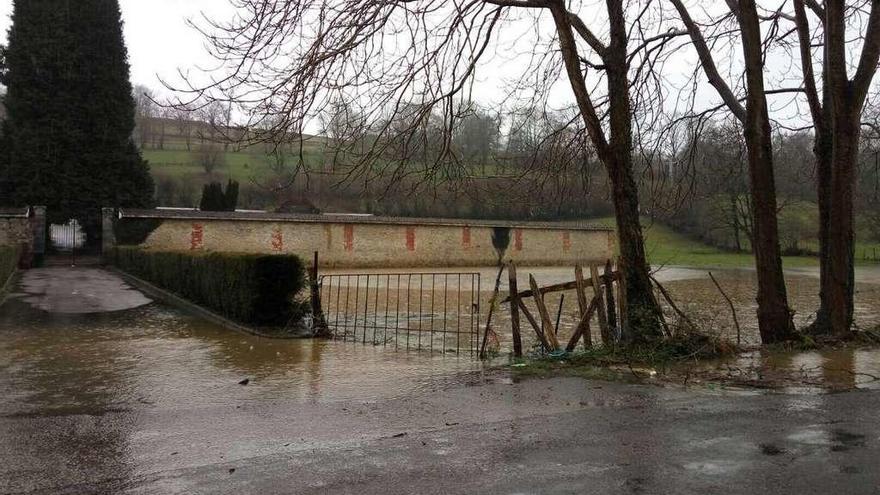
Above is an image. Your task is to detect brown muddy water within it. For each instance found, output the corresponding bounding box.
[324,265,880,348]
[2,264,879,418]
[0,297,485,418]
[324,265,880,390]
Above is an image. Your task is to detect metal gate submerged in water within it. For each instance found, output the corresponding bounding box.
[319,272,482,355]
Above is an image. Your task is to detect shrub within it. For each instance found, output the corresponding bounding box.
[199,180,239,212]
[113,247,307,327]
[0,245,21,285]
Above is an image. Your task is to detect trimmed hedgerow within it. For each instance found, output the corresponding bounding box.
[0,245,21,286]
[114,247,306,327]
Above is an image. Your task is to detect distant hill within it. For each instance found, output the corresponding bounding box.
[134,115,327,152]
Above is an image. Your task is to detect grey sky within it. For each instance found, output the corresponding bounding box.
[0,0,824,132]
[0,0,232,91]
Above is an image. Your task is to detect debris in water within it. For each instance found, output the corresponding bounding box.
[238,378,250,386]
[392,433,407,438]
[760,443,785,456]
[228,468,236,474]
[511,363,527,368]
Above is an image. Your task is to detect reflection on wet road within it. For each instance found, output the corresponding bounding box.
[0,299,482,415]
[2,266,880,493]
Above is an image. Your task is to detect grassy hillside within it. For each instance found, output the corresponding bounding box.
[593,217,879,268]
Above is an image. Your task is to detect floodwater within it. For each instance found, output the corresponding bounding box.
[0,297,483,419]
[325,264,880,348]
[3,267,880,493]
[323,264,880,390]
[1,264,879,422]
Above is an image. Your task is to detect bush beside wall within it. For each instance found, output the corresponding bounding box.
[114,247,306,327]
[0,245,21,286]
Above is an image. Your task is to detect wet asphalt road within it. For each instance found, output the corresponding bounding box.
[5,375,880,494]
[2,268,880,494]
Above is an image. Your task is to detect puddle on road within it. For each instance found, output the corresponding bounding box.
[0,298,486,418]
[678,347,880,392]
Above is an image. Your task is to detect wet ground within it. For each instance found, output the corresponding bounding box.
[2,267,880,493]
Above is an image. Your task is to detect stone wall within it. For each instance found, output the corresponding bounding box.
[0,207,43,267]
[116,209,615,268]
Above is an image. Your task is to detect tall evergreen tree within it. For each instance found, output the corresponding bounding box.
[0,0,153,240]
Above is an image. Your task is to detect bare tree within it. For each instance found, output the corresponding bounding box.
[670,0,798,343]
[197,142,225,175]
[133,84,156,149]
[167,0,695,343]
[791,0,880,337]
[171,105,195,151]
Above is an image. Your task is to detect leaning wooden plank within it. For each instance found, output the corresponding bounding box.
[574,265,591,347]
[589,263,610,344]
[499,272,622,304]
[479,264,506,358]
[508,262,523,357]
[529,274,560,350]
[566,297,597,352]
[517,299,551,351]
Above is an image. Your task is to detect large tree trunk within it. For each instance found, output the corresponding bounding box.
[608,151,663,343]
[548,0,662,343]
[603,0,662,343]
[826,112,859,336]
[739,0,797,343]
[817,0,880,338]
[810,127,834,333]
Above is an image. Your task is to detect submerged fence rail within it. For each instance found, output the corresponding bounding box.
[319,272,482,355]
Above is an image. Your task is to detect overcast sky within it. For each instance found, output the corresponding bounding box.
[0,0,818,132]
[0,0,232,92]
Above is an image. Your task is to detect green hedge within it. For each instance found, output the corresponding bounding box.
[114,247,307,327]
[0,245,21,285]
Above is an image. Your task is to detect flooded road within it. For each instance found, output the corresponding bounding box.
[2,267,880,493]
[0,297,483,415]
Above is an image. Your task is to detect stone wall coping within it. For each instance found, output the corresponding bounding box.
[0,207,31,219]
[118,208,614,232]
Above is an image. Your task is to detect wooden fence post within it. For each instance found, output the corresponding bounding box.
[311,251,330,338]
[574,265,592,348]
[589,263,610,343]
[508,262,523,357]
[529,274,560,351]
[602,260,617,345]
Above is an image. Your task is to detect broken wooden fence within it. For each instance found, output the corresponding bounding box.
[480,260,627,358]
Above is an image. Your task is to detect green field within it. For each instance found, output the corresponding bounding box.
[593,217,879,269]
[144,146,326,183]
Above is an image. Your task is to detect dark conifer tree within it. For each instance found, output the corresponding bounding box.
[0,0,153,241]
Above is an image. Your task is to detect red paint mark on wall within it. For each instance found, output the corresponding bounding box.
[406,227,416,252]
[190,223,204,250]
[461,226,471,249]
[343,225,354,252]
[271,227,283,252]
[514,229,523,251]
[562,231,571,252]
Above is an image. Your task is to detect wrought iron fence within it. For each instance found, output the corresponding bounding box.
[319,272,482,354]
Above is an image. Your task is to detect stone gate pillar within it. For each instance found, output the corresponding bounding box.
[31,206,46,267]
[102,208,117,262]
